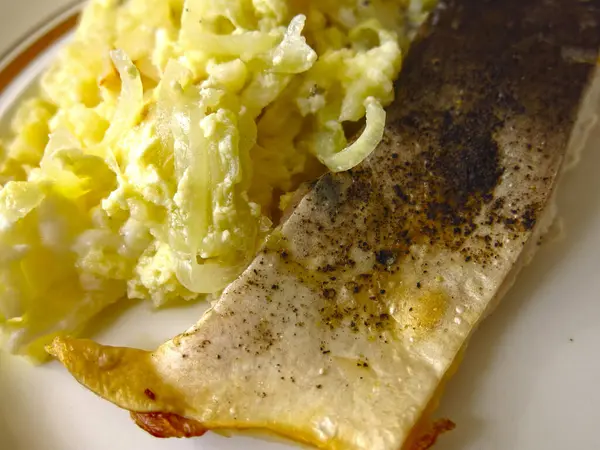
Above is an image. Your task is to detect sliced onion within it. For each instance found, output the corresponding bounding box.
[321,97,386,172]
[176,257,242,294]
[103,49,144,147]
[181,31,278,59]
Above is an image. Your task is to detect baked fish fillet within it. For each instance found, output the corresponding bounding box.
[48,0,600,448]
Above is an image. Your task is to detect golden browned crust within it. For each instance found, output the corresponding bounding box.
[407,419,456,450]
[130,411,456,450]
[131,411,454,449]
[130,412,207,438]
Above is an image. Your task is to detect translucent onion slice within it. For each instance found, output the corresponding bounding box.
[320,97,386,172]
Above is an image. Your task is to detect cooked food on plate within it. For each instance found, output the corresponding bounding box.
[46,0,600,449]
[0,0,598,448]
[0,0,431,360]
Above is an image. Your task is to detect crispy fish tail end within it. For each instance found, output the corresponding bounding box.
[46,337,172,413]
[47,337,333,447]
[47,335,459,447]
[50,332,456,448]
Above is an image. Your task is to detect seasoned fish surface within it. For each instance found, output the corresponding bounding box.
[49,0,600,449]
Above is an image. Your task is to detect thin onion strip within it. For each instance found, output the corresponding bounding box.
[321,97,386,172]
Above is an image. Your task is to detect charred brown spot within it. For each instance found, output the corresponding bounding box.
[144,388,156,400]
[130,412,207,438]
[406,418,456,450]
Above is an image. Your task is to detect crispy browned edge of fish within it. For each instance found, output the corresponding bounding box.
[129,413,454,449]
[130,412,208,438]
[127,339,465,444]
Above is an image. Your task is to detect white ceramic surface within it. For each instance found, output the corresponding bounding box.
[0,2,599,450]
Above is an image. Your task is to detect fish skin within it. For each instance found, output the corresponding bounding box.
[48,0,600,449]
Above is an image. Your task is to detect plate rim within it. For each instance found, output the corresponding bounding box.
[0,0,82,97]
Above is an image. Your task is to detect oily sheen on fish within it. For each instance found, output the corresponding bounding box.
[48,0,600,449]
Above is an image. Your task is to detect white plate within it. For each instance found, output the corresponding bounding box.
[1,2,599,449]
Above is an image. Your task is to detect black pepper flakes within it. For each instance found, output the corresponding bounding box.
[393,184,409,202]
[375,249,397,266]
[322,288,336,299]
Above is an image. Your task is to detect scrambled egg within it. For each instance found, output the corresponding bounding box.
[0,0,431,360]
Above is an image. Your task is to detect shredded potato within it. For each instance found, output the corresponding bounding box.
[0,0,433,360]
